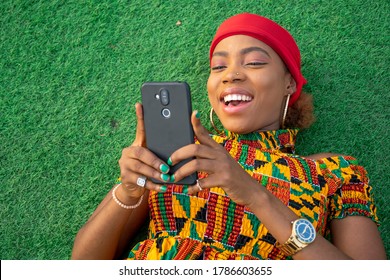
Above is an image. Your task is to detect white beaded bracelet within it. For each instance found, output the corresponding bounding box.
[112,184,144,210]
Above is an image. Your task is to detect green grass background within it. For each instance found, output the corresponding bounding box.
[1,0,389,259]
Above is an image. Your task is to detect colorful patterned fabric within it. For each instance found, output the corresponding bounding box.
[127,129,379,260]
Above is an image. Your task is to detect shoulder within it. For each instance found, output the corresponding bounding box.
[305,153,370,187]
[304,153,345,161]
[304,153,361,170]
[304,153,361,173]
[305,153,365,181]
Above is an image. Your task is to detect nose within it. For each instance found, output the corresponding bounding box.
[222,68,245,84]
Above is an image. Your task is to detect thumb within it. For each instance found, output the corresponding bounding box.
[133,102,146,147]
[191,110,219,147]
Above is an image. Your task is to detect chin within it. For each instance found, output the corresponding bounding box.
[222,119,280,134]
[222,122,254,135]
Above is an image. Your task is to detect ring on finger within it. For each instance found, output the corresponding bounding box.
[196,180,202,191]
[136,175,147,188]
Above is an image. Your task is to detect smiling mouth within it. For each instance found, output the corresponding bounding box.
[222,94,253,106]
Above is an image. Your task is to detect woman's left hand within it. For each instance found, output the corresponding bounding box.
[169,111,261,207]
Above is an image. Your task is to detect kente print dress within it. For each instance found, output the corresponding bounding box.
[127,129,379,260]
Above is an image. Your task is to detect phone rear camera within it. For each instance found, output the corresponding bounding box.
[160,89,169,106]
[162,108,171,118]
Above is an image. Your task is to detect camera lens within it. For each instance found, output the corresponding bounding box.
[160,89,169,106]
[162,108,171,118]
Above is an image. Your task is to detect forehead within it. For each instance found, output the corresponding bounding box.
[213,35,275,55]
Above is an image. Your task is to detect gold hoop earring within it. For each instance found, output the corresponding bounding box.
[281,94,291,129]
[209,108,224,136]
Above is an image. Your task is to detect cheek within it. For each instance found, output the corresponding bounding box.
[251,75,287,118]
[254,71,281,90]
[207,76,218,103]
[254,72,287,100]
[207,75,215,92]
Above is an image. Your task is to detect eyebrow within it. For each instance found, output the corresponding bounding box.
[241,46,271,58]
[212,46,271,58]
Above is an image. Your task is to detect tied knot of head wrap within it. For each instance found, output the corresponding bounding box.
[209,13,306,106]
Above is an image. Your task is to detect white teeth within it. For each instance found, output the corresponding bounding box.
[223,94,252,103]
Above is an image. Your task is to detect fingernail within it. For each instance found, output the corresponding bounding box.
[160,185,167,192]
[167,157,173,166]
[160,173,170,182]
[170,174,175,183]
[160,163,170,174]
[195,111,200,119]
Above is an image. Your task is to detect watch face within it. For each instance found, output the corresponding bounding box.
[295,219,316,243]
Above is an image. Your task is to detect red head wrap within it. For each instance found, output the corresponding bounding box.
[209,13,306,106]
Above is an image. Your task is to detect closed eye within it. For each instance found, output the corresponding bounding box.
[246,62,267,66]
[211,65,227,71]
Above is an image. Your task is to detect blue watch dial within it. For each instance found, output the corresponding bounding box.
[295,219,316,243]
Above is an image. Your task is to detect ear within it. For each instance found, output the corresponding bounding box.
[285,74,297,96]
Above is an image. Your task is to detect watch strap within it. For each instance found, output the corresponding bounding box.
[276,219,314,256]
[276,235,304,256]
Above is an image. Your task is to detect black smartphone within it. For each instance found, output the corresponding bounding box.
[141,82,197,185]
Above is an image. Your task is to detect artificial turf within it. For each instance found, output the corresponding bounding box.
[1,0,389,259]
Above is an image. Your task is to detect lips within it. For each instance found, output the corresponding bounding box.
[223,94,253,104]
[219,88,253,113]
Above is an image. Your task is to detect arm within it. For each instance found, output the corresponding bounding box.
[247,186,386,259]
[71,103,170,259]
[170,111,386,260]
[330,216,386,259]
[71,186,149,259]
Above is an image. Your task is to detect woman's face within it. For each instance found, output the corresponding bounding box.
[207,35,295,134]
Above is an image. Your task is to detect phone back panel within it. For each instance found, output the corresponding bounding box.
[141,82,196,185]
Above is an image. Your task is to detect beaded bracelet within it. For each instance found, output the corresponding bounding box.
[112,184,144,210]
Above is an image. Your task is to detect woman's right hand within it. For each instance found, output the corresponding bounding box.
[118,103,170,198]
